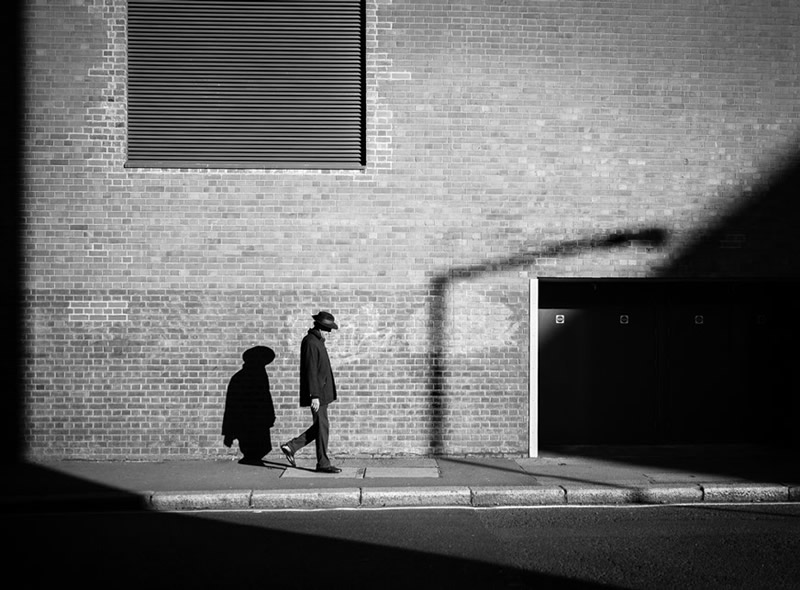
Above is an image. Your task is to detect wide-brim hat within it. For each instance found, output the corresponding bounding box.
[312,311,339,330]
[242,346,276,365]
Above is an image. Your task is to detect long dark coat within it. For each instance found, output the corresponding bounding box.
[222,346,276,461]
[299,329,337,407]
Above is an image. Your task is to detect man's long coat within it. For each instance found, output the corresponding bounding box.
[299,329,337,407]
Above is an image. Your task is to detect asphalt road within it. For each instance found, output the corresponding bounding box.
[7,504,800,589]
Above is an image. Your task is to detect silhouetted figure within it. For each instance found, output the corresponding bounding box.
[222,346,276,465]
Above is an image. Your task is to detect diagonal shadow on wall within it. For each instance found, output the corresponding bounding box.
[656,151,800,279]
[426,228,668,452]
[653,151,800,457]
[428,148,800,479]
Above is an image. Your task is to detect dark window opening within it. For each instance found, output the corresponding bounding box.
[127,0,365,169]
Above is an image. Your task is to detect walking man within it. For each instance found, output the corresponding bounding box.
[281,311,342,473]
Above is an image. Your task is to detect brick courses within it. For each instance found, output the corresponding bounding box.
[21,0,800,459]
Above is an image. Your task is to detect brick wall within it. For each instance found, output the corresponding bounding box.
[21,0,800,459]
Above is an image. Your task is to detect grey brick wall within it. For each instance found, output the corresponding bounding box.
[21,0,800,459]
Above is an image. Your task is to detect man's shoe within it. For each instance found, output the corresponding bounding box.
[280,444,296,467]
[315,465,342,474]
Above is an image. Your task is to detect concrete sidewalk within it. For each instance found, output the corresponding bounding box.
[5,445,799,512]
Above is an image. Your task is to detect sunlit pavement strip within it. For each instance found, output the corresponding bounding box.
[280,467,364,479]
[23,453,797,513]
[280,467,441,479]
[364,467,440,478]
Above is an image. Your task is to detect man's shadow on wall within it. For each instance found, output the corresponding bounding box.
[222,346,281,468]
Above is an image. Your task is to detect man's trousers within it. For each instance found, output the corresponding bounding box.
[286,403,331,469]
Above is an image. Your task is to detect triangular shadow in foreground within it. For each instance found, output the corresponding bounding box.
[6,465,606,589]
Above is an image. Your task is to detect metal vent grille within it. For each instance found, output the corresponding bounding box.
[127,0,365,169]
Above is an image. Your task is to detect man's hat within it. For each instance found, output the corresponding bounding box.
[312,311,339,331]
[242,346,275,365]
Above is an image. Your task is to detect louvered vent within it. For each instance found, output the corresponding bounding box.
[127,0,365,169]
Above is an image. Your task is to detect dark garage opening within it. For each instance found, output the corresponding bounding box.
[537,278,798,447]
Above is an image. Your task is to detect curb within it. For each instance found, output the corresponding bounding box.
[140,483,798,512]
[253,488,361,510]
[7,484,797,513]
[471,485,566,507]
[150,490,251,511]
[361,486,472,508]
[701,483,789,503]
[565,484,704,506]
[0,491,150,513]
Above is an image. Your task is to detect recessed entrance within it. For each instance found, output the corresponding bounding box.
[529,278,797,457]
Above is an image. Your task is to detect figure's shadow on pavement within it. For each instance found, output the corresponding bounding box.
[240,459,321,474]
[238,459,286,471]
